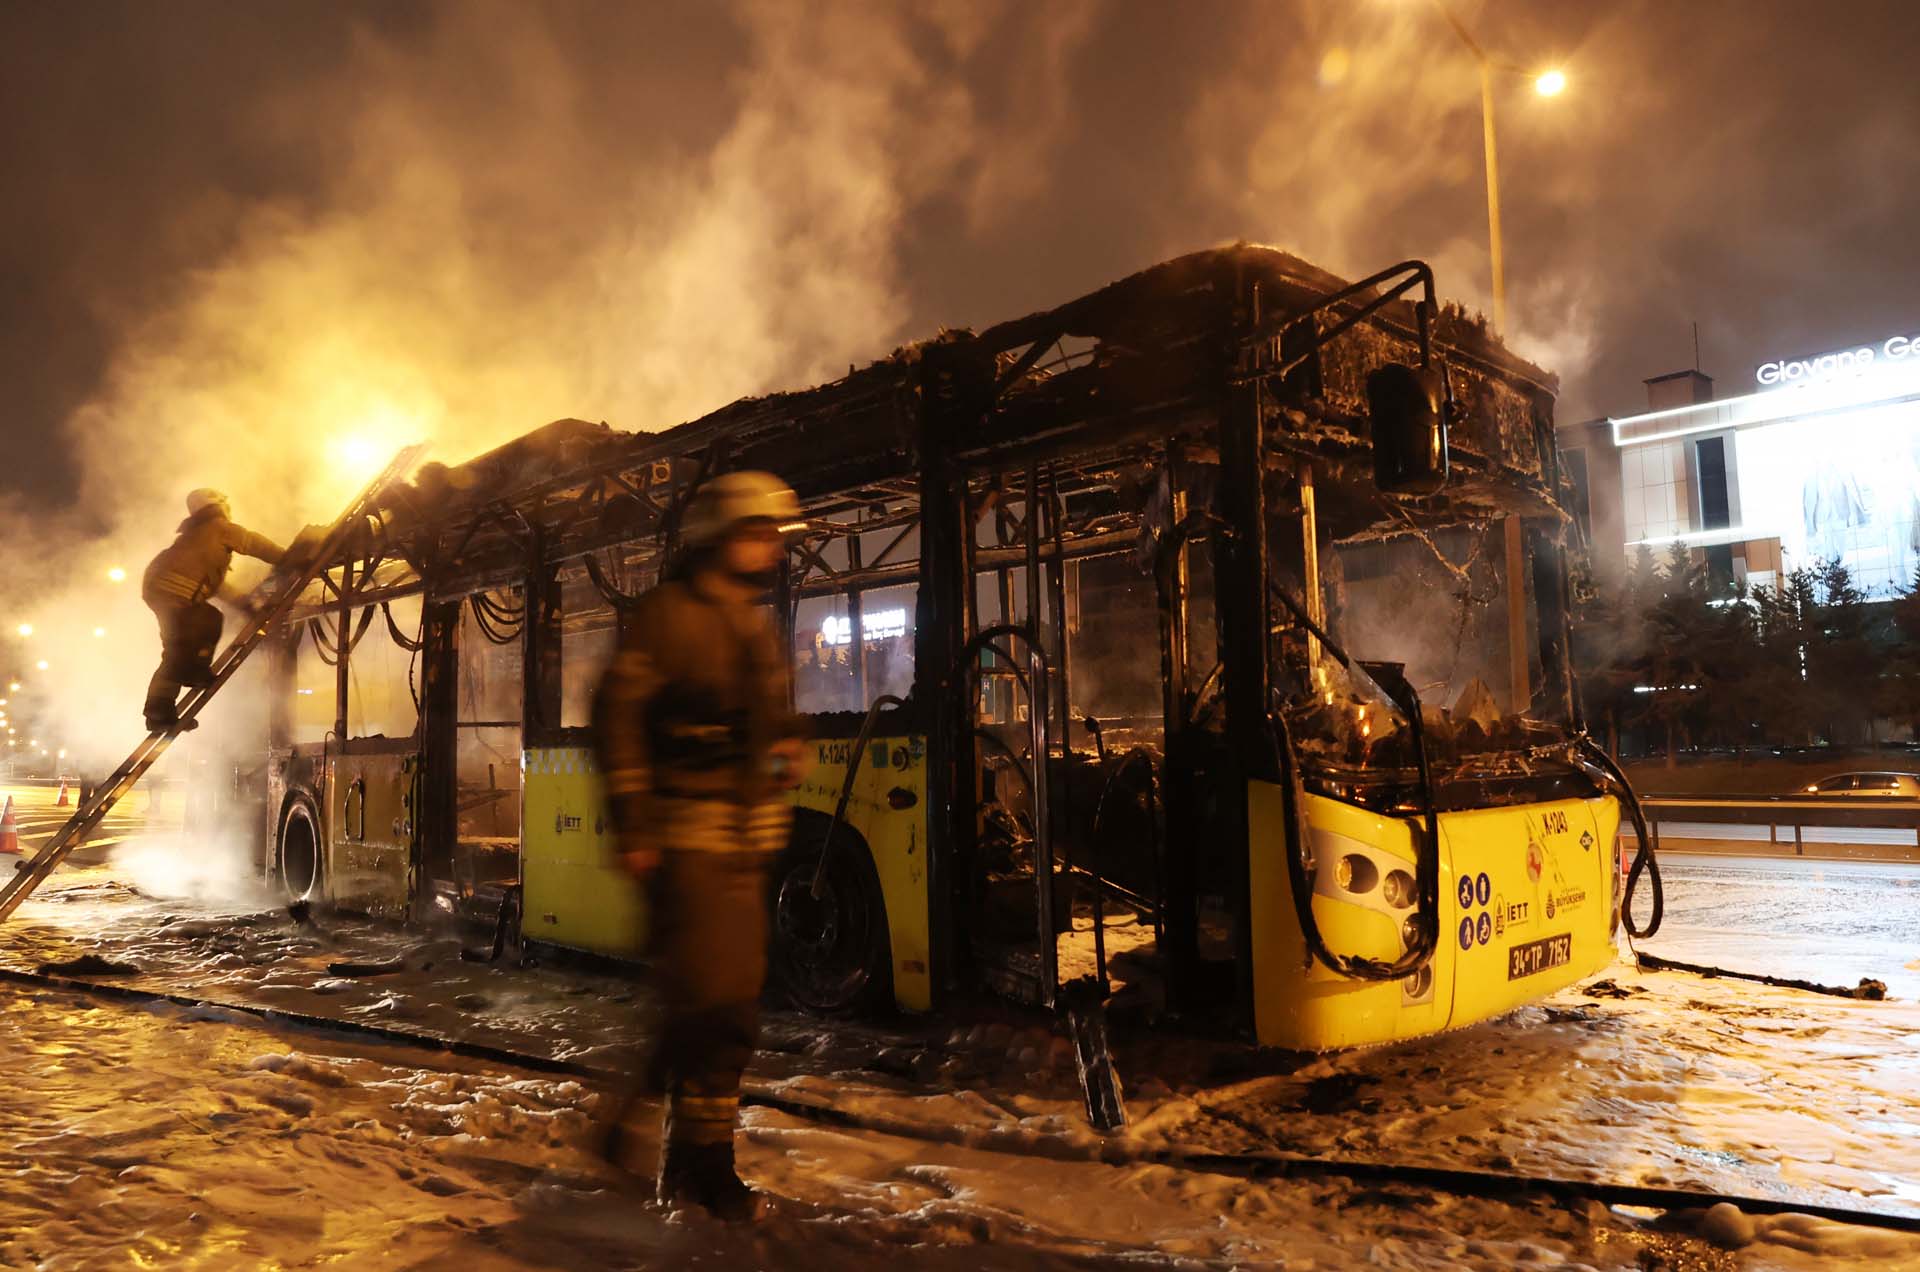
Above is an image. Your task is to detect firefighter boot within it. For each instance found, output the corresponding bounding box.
[657,1137,759,1221]
[657,1095,760,1221]
[142,675,197,735]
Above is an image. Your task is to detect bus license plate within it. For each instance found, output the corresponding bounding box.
[1507,934,1572,981]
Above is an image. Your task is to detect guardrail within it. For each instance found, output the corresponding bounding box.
[1637,795,1920,859]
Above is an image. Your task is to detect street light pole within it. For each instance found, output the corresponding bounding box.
[1436,2,1556,715]
[1436,3,1507,331]
[1476,59,1507,332]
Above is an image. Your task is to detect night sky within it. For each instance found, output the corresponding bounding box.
[3,0,1918,525]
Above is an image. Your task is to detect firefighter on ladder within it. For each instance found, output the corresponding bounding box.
[593,470,806,1219]
[141,489,287,733]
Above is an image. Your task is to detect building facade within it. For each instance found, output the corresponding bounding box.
[1559,332,1920,601]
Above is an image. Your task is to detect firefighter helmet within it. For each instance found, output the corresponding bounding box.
[680,471,800,547]
[186,488,230,517]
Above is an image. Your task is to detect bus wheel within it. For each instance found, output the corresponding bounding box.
[277,795,325,906]
[770,821,891,1015]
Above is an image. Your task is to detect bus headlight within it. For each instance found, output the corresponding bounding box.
[1381,869,1416,909]
[1335,853,1378,894]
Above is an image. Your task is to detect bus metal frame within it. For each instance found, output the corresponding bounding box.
[258,243,1617,1049]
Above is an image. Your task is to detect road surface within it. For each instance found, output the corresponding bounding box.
[1638,852,1920,999]
[0,797,1915,1267]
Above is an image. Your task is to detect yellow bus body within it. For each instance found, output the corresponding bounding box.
[520,739,933,1010]
[520,747,649,957]
[1249,784,1620,1050]
[523,743,1615,1044]
[790,735,934,1011]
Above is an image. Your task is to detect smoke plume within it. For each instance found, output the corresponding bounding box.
[3,0,1917,789]
[9,0,1096,778]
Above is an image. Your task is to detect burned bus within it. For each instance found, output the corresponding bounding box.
[259,244,1642,1051]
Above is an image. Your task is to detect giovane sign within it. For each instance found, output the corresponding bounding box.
[1756,332,1920,387]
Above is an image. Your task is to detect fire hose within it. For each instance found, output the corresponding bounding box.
[1574,735,1664,940]
[0,961,1913,1237]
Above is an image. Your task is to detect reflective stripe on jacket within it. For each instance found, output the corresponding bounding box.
[142,508,285,605]
[593,577,801,813]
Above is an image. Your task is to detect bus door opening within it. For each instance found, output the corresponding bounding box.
[449,588,526,903]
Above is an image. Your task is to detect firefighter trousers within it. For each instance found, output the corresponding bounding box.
[635,798,791,1155]
[143,595,223,724]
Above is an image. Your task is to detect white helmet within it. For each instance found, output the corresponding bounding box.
[186,488,230,516]
[680,471,800,547]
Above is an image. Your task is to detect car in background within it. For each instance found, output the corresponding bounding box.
[1802,772,1920,798]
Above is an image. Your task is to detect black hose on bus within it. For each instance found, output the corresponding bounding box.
[1576,736,1663,940]
[1267,712,1440,982]
[1262,583,1441,983]
[809,694,907,902]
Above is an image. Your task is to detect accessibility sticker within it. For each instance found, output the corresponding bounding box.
[1458,876,1475,909]
[1475,912,1493,946]
[1475,872,1491,907]
[1458,916,1476,950]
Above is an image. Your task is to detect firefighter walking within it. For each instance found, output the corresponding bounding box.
[141,489,287,733]
[593,471,806,1219]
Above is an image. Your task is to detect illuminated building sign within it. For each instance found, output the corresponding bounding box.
[1756,331,1920,387]
[821,609,909,646]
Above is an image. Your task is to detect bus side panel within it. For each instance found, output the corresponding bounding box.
[1250,785,1456,1050]
[325,752,414,917]
[792,734,932,1012]
[1444,796,1618,1030]
[521,747,647,957]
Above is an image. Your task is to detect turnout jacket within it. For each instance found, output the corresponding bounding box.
[143,507,286,605]
[594,577,802,819]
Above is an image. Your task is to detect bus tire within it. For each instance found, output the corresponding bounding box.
[768,813,893,1016]
[276,793,327,907]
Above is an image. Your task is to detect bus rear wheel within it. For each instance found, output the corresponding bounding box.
[769,820,892,1015]
[277,795,325,906]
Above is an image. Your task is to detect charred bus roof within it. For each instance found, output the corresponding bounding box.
[346,243,1563,603]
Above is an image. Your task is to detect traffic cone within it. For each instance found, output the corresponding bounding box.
[55,779,70,807]
[0,797,18,855]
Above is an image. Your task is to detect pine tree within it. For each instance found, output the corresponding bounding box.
[1809,557,1877,744]
[1633,545,1711,766]
[1881,562,1920,740]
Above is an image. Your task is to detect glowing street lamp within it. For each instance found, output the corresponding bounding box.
[34,660,47,671]
[92,627,107,638]
[107,566,127,583]
[1432,1,1569,331]
[15,623,30,638]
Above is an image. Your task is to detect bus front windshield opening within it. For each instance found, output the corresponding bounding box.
[1276,518,1575,800]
